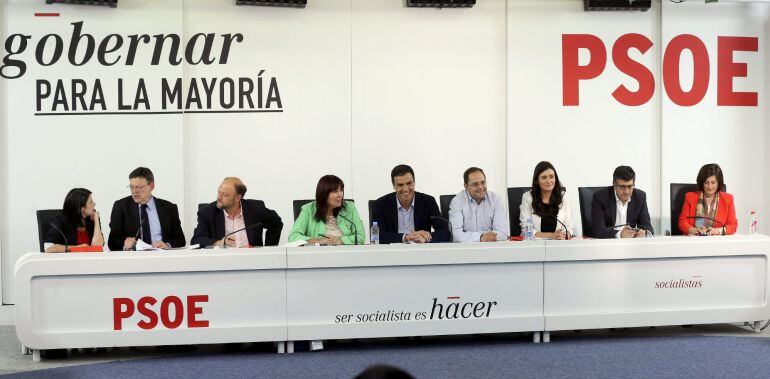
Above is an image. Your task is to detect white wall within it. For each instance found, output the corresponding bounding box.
[351,0,507,223]
[1,0,185,302]
[183,0,352,242]
[507,0,660,236]
[1,0,768,304]
[1,0,6,304]
[765,6,770,236]
[660,1,768,234]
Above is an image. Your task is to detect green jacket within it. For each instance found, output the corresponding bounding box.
[288,201,366,245]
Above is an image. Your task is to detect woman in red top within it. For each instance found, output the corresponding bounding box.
[44,188,104,252]
[678,163,738,236]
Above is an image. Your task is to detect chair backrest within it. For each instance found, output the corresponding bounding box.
[36,209,63,252]
[670,183,726,235]
[368,200,376,229]
[198,203,208,212]
[439,195,455,221]
[578,186,605,238]
[293,199,313,221]
[507,187,530,237]
[293,199,355,221]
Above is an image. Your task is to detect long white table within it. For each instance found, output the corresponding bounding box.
[14,235,770,360]
[14,248,288,361]
[542,235,770,341]
[285,242,545,346]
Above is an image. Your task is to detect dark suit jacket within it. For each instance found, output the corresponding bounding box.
[45,214,99,248]
[590,187,654,239]
[191,199,283,248]
[371,192,449,244]
[108,196,186,251]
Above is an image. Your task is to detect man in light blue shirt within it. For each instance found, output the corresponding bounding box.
[448,167,509,242]
[107,167,186,251]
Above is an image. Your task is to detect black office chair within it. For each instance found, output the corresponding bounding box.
[670,183,726,236]
[293,200,313,221]
[198,203,209,212]
[293,199,355,221]
[506,187,530,237]
[578,186,605,238]
[368,200,376,228]
[439,195,455,221]
[36,209,63,252]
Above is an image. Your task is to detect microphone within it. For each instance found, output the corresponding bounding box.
[49,222,69,253]
[533,212,572,240]
[337,214,358,245]
[430,216,454,243]
[221,223,262,249]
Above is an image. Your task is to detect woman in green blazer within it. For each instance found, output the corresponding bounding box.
[289,175,366,245]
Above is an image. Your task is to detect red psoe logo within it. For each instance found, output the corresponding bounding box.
[113,295,209,331]
[562,33,758,107]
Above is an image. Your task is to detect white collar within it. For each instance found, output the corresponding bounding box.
[396,195,415,211]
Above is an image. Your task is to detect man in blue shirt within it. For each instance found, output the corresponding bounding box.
[108,167,185,250]
[449,167,509,242]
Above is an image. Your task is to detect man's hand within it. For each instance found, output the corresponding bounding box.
[123,237,136,251]
[553,230,567,240]
[152,241,170,249]
[415,230,432,242]
[215,236,236,247]
[405,232,428,243]
[634,229,646,238]
[480,232,497,242]
[620,227,636,238]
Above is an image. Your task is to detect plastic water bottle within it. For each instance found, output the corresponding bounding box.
[749,210,758,235]
[371,222,380,245]
[524,217,535,241]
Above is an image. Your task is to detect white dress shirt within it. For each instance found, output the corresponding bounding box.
[518,191,574,236]
[397,197,416,234]
[614,192,630,238]
[397,196,416,242]
[448,189,509,242]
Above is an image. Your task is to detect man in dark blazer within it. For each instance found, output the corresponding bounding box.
[192,177,283,248]
[371,165,449,244]
[108,167,186,251]
[590,166,654,239]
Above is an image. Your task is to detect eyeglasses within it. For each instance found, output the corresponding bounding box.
[127,184,149,192]
[614,184,635,191]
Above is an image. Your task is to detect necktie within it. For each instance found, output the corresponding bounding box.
[140,204,151,244]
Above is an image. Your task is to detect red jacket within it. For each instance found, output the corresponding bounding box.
[678,191,738,235]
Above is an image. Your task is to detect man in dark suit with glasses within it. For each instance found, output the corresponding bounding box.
[108,167,186,250]
[590,166,654,239]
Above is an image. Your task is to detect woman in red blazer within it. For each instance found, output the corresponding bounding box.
[678,163,738,236]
